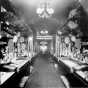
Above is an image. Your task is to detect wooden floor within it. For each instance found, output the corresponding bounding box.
[1,53,87,88]
[24,53,66,88]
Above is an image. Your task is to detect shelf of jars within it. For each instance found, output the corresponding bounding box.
[0,36,34,85]
[0,47,30,85]
[55,38,88,83]
[72,51,88,83]
[60,58,88,84]
[60,50,88,83]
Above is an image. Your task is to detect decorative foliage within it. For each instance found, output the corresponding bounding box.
[1,6,32,38]
[68,4,88,38]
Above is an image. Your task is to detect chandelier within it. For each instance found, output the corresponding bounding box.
[36,1,54,18]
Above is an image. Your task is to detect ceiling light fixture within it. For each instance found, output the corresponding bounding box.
[36,1,54,18]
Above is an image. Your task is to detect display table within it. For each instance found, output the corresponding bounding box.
[0,58,29,85]
[60,57,88,86]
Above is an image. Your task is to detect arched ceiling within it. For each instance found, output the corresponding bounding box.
[1,0,88,36]
[10,0,76,21]
[28,17,61,34]
[9,0,76,34]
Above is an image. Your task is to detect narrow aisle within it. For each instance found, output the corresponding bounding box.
[24,53,66,88]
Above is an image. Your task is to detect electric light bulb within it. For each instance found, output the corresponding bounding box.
[71,36,76,42]
[0,35,2,39]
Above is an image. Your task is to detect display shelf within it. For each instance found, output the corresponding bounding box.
[0,58,29,85]
[60,57,88,85]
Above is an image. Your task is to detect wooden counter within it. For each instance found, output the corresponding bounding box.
[0,58,29,85]
[59,57,88,87]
